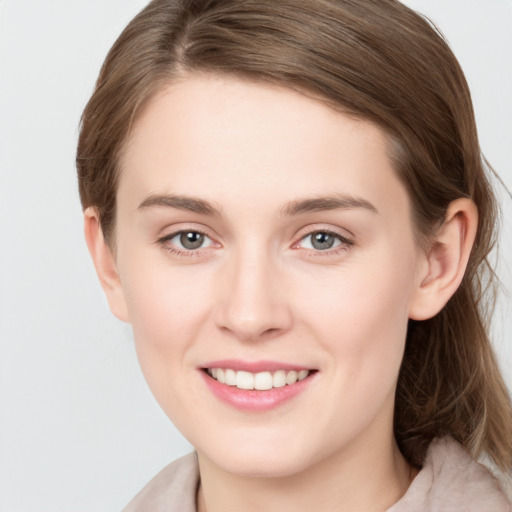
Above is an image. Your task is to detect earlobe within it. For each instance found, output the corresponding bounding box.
[409,198,478,321]
[83,207,130,323]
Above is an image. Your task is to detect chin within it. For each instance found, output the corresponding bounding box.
[213,450,312,478]
[194,426,323,479]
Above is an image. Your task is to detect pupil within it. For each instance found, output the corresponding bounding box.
[180,232,204,250]
[312,232,334,250]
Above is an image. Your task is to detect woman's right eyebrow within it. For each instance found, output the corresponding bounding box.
[137,194,221,216]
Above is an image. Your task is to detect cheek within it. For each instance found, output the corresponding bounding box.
[300,248,417,388]
[118,251,214,390]
[305,248,414,332]
[288,256,416,448]
[119,239,211,333]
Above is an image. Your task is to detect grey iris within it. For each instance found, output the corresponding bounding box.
[311,232,335,250]
[180,232,204,250]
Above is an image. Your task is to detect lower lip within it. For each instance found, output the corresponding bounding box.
[200,371,316,412]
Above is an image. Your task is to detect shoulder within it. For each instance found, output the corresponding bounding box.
[121,452,199,512]
[389,437,512,512]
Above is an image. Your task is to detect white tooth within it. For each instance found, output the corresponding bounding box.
[298,370,309,381]
[286,370,298,385]
[225,369,237,386]
[272,370,287,388]
[236,371,255,390]
[217,368,226,384]
[211,368,217,378]
[254,372,273,390]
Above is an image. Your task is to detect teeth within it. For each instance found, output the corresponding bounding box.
[286,371,298,385]
[272,370,287,388]
[207,368,311,390]
[236,371,254,390]
[254,372,273,390]
[298,370,309,381]
[225,368,237,386]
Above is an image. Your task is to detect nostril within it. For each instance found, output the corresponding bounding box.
[216,318,288,342]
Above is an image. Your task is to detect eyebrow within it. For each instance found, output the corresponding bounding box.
[137,194,221,216]
[281,194,379,216]
[137,193,378,217]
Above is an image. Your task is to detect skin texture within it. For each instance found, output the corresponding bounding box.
[85,74,477,511]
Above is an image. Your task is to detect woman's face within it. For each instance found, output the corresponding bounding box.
[113,74,427,477]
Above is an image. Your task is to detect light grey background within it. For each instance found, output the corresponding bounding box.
[0,1,510,511]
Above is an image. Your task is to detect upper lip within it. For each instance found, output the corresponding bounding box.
[201,359,313,373]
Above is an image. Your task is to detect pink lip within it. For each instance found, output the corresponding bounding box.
[201,359,310,373]
[199,361,317,412]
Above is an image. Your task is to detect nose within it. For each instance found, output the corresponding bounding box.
[214,244,293,342]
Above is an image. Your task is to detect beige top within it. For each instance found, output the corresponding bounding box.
[122,437,511,511]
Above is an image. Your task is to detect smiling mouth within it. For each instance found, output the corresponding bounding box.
[204,368,315,391]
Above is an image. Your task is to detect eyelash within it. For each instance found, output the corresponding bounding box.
[157,229,354,257]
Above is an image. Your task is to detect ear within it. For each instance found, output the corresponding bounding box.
[409,198,478,321]
[84,207,130,323]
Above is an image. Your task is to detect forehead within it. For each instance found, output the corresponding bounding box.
[118,74,410,220]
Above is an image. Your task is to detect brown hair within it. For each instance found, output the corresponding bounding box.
[76,0,512,470]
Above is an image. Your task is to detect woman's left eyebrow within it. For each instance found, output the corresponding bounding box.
[281,194,379,216]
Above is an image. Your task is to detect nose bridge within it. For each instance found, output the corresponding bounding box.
[215,240,291,340]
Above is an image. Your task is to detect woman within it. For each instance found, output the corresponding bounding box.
[76,0,512,510]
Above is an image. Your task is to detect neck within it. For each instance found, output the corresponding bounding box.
[196,431,413,512]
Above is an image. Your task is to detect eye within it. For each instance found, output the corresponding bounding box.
[160,230,215,252]
[297,230,353,251]
[177,231,208,250]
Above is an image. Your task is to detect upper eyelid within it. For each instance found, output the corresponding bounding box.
[157,224,216,241]
[294,224,354,242]
[160,228,210,239]
[301,229,351,240]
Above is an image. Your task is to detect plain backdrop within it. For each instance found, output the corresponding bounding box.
[0,1,511,510]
